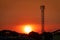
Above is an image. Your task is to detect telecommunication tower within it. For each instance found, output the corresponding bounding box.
[40,0,45,33]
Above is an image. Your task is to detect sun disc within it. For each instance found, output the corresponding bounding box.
[24,25,32,34]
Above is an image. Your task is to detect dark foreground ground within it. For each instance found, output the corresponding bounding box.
[0,29,60,40]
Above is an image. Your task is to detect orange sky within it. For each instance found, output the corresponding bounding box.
[0,0,60,33]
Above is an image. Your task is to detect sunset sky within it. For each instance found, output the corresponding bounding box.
[0,0,60,33]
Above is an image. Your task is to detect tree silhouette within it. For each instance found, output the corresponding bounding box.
[28,31,42,40]
[53,29,60,35]
[42,32,53,40]
[0,30,19,36]
[0,30,35,40]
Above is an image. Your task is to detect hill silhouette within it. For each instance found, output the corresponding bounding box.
[52,29,60,35]
[0,29,60,40]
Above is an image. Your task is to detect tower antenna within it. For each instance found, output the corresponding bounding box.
[40,0,45,40]
[40,0,45,33]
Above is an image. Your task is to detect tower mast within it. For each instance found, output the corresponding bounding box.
[40,0,45,33]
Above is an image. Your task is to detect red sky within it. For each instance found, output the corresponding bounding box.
[0,0,60,33]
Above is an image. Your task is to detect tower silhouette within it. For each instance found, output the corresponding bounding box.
[40,5,45,33]
[40,0,45,40]
[40,0,45,33]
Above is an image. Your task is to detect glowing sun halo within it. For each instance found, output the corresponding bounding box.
[24,25,32,34]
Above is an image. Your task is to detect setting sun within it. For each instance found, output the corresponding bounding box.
[23,25,32,34]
